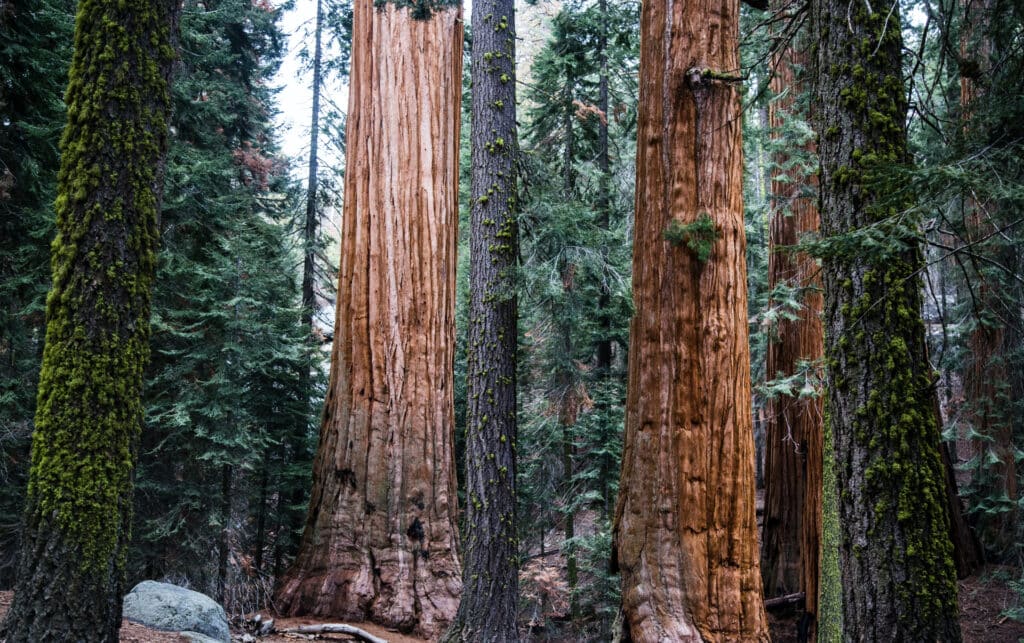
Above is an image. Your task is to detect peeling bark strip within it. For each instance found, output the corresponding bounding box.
[760,32,824,631]
[274,1,463,637]
[612,0,769,640]
[811,0,962,636]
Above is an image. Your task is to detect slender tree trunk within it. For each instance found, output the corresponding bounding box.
[612,0,769,639]
[760,31,824,638]
[441,0,519,639]
[280,0,326,570]
[0,0,177,638]
[254,449,270,574]
[302,0,324,332]
[811,0,962,637]
[217,463,233,604]
[275,2,463,637]
[595,0,615,517]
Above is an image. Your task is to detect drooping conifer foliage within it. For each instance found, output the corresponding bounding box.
[810,0,962,636]
[0,0,178,636]
[516,0,637,634]
[131,0,316,606]
[0,0,72,586]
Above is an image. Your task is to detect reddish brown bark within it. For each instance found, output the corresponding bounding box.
[612,0,769,639]
[760,40,824,633]
[960,0,1018,551]
[274,2,463,637]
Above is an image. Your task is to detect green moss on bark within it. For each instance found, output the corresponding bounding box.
[2,0,176,638]
[811,0,961,636]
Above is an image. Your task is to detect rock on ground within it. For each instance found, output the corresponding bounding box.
[122,581,230,643]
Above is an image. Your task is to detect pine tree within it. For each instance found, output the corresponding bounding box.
[810,0,962,636]
[131,0,313,604]
[612,0,769,638]
[515,3,637,634]
[0,0,178,636]
[442,0,519,639]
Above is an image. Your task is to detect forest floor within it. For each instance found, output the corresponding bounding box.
[1,568,1022,642]
[766,566,1024,642]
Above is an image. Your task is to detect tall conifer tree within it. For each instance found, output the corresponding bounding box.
[276,0,464,636]
[0,0,177,636]
[612,0,769,638]
[442,0,520,639]
[810,0,962,636]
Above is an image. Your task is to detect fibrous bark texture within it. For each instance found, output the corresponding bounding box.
[612,0,769,639]
[274,2,463,637]
[960,0,1018,553]
[0,0,177,638]
[760,37,824,633]
[441,0,519,639]
[811,0,962,638]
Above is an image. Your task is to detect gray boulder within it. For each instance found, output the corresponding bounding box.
[123,581,231,643]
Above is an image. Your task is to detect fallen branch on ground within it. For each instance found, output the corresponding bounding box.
[276,623,388,643]
[764,592,805,611]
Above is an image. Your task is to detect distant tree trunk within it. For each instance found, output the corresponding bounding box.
[217,463,232,603]
[0,0,177,638]
[441,0,519,639]
[760,31,824,638]
[811,0,962,637]
[960,0,1017,553]
[301,0,324,332]
[612,0,769,638]
[254,449,270,574]
[595,0,615,517]
[274,1,463,637]
[280,0,326,570]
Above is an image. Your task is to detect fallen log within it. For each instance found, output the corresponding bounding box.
[764,592,805,612]
[277,623,388,643]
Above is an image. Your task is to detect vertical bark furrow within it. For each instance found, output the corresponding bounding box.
[276,3,463,637]
[760,28,824,636]
[613,0,769,640]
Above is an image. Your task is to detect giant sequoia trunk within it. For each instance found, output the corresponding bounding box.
[960,0,1018,553]
[811,0,962,638]
[0,0,177,638]
[760,35,824,630]
[274,1,463,637]
[441,0,519,639]
[612,0,769,639]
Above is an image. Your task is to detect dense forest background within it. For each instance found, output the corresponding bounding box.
[1,0,1022,639]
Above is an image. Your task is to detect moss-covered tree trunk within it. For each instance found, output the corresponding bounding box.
[611,0,769,639]
[811,0,962,637]
[0,0,177,638]
[440,0,519,639]
[274,1,463,637]
[760,28,824,634]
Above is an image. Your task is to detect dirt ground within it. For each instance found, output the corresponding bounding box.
[2,571,1023,643]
